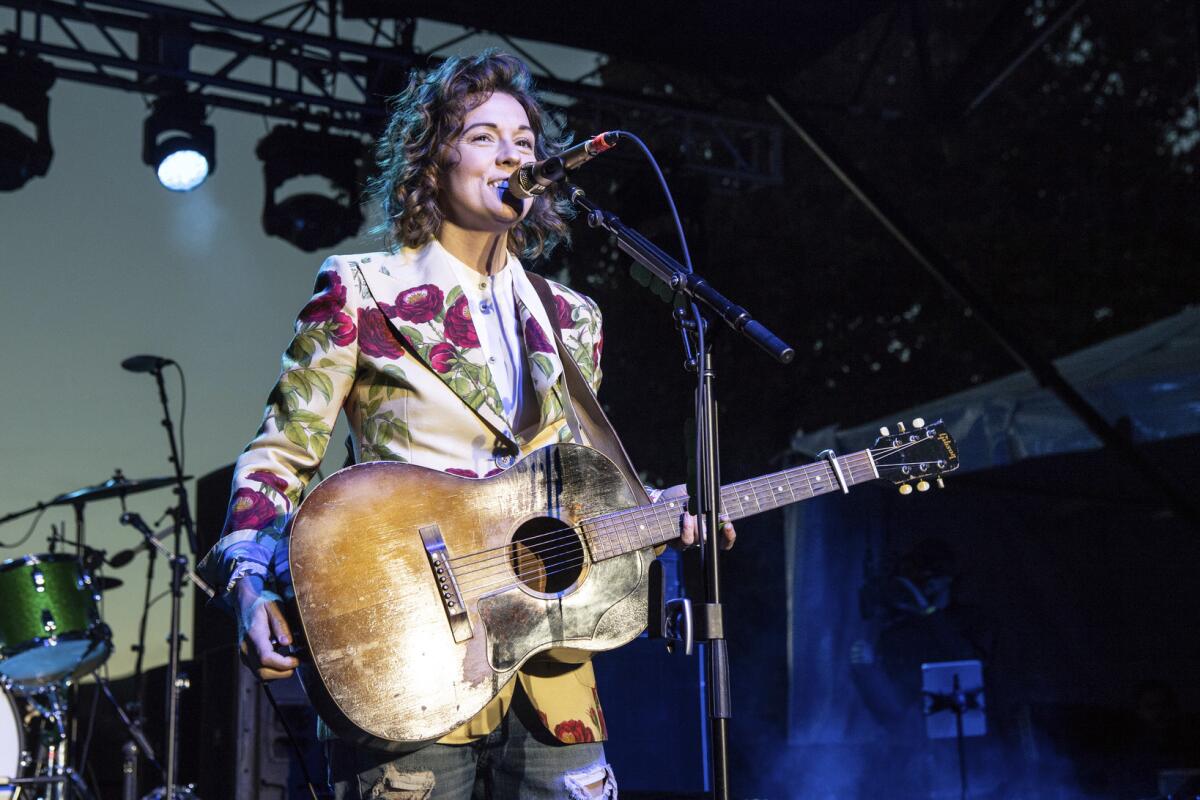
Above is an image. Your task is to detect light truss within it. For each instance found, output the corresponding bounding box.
[0,0,783,185]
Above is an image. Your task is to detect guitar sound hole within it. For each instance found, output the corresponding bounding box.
[508,517,584,595]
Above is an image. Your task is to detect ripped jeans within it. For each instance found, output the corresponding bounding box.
[327,684,617,799]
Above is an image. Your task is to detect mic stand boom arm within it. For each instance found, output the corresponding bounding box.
[568,184,794,800]
[566,184,794,365]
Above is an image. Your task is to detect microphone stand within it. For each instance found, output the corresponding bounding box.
[567,184,793,800]
[135,363,195,800]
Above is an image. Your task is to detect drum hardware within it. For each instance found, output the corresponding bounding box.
[4,684,97,800]
[93,576,123,592]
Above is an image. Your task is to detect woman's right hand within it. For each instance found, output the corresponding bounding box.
[234,575,300,680]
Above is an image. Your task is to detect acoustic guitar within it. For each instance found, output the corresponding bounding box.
[287,419,958,750]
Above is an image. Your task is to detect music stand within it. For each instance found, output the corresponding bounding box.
[922,659,986,800]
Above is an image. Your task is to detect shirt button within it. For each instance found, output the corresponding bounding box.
[478,282,487,290]
[479,299,493,314]
[495,454,514,469]
[488,356,497,363]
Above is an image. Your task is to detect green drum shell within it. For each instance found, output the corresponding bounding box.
[0,555,103,670]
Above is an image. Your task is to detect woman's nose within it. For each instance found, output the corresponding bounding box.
[496,143,522,167]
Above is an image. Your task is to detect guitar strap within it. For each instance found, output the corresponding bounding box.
[528,273,651,506]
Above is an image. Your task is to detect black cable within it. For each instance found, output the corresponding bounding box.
[259,680,322,800]
[611,130,693,273]
[0,505,45,548]
[172,362,187,471]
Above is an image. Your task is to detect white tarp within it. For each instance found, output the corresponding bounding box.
[790,306,1200,472]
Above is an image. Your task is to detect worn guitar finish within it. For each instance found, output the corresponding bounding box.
[289,423,958,750]
[289,445,651,750]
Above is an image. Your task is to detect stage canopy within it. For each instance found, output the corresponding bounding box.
[790,306,1200,473]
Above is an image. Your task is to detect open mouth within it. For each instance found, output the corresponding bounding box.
[490,178,510,201]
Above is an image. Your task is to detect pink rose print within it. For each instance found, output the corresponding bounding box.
[329,313,356,347]
[228,487,278,530]
[298,272,347,324]
[443,295,480,349]
[445,467,478,478]
[593,331,604,370]
[553,719,595,744]
[391,284,444,323]
[357,307,405,359]
[246,470,288,493]
[523,317,554,354]
[553,294,576,329]
[429,342,456,374]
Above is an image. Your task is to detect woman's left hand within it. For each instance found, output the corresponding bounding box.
[658,483,736,551]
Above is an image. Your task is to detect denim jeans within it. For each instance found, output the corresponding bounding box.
[327,684,617,799]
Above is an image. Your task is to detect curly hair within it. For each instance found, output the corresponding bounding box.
[367,50,573,260]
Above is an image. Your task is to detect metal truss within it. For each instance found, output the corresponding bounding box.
[0,0,782,185]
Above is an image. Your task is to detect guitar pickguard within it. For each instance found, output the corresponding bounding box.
[477,548,649,672]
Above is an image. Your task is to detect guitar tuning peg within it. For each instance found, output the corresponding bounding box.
[879,426,890,437]
[897,421,907,433]
[898,483,913,495]
[936,477,945,489]
[916,480,930,492]
[912,417,925,429]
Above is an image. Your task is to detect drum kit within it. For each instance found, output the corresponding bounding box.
[2,356,205,800]
[0,473,203,800]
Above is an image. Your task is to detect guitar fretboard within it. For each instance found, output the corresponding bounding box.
[581,448,879,561]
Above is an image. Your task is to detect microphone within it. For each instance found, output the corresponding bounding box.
[121,354,175,373]
[507,132,620,200]
[112,512,164,567]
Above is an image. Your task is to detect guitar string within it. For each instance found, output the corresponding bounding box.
[448,449,880,573]
[448,453,869,585]
[451,436,943,594]
[449,441,939,594]
[445,430,943,572]
[455,458,885,597]
[447,434,943,580]
[457,459,884,598]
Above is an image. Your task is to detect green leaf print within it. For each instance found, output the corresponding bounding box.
[380,364,408,387]
[282,421,309,448]
[288,409,326,425]
[398,325,424,346]
[531,352,555,379]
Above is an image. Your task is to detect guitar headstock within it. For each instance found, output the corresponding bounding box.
[870,418,959,494]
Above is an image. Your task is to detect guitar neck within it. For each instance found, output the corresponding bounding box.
[583,448,879,561]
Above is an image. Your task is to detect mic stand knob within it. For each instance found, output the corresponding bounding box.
[663,598,694,656]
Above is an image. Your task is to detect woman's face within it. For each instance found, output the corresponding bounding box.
[441,92,535,234]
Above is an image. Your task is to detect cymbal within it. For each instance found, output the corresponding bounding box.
[94,576,123,592]
[49,475,191,506]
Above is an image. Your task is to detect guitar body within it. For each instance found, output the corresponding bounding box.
[289,443,653,750]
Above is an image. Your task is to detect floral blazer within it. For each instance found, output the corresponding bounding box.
[198,239,609,745]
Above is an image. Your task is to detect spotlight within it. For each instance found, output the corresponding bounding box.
[142,95,215,191]
[0,54,56,191]
[256,126,365,252]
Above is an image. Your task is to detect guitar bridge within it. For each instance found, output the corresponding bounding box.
[419,524,473,643]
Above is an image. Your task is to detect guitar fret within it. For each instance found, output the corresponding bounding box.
[584,443,899,563]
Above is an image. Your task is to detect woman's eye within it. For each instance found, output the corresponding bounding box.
[516,139,534,149]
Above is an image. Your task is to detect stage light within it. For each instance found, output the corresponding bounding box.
[256,125,365,252]
[142,95,215,191]
[0,55,56,191]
